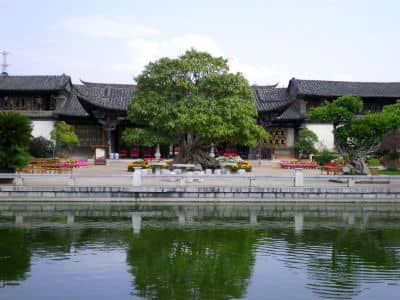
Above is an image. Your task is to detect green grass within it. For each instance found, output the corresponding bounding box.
[368,158,382,167]
[379,170,400,176]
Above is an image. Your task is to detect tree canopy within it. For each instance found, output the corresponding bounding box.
[51,121,79,157]
[309,96,363,129]
[50,121,79,146]
[123,49,268,165]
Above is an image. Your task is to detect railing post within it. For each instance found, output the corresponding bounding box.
[132,168,142,187]
[67,173,75,186]
[249,176,256,187]
[14,174,24,186]
[294,168,304,187]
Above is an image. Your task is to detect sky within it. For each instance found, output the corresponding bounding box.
[1,0,399,86]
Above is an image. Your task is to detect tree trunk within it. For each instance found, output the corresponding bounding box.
[350,156,370,175]
[175,139,218,169]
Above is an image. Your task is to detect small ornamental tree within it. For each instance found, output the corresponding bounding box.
[50,121,79,157]
[293,128,318,158]
[311,97,400,174]
[0,112,32,172]
[123,49,268,167]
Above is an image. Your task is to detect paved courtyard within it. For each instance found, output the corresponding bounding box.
[2,159,399,189]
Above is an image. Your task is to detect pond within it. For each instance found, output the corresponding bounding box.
[0,202,400,300]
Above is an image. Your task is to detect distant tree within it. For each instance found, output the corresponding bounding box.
[29,136,54,158]
[123,49,268,167]
[293,128,318,158]
[50,121,79,157]
[0,112,32,172]
[311,98,400,174]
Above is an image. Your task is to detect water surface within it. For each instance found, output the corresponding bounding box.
[0,202,400,300]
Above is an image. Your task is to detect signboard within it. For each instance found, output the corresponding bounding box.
[95,148,106,160]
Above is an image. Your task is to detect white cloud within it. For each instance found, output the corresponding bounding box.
[64,16,290,85]
[112,34,222,78]
[64,16,159,39]
[228,57,287,86]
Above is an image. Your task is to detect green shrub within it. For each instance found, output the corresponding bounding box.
[0,112,32,172]
[29,136,54,158]
[314,149,337,166]
[367,158,381,167]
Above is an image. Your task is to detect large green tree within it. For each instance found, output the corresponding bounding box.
[310,97,400,174]
[123,49,268,166]
[0,112,32,172]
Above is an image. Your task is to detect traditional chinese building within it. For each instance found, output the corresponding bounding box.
[1,73,399,159]
[254,79,400,158]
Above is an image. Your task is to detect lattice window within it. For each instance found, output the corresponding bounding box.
[268,128,286,148]
[74,125,102,146]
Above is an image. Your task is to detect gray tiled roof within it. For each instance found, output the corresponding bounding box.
[76,82,294,114]
[56,85,89,117]
[252,86,292,112]
[77,81,136,111]
[0,75,71,91]
[275,101,305,121]
[291,78,400,98]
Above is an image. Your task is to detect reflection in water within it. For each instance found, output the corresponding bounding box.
[0,230,31,287]
[0,203,399,299]
[260,227,400,299]
[127,229,259,300]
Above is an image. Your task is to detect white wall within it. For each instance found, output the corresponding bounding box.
[305,124,334,150]
[286,128,295,147]
[32,121,55,140]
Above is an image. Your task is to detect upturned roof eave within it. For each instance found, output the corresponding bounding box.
[76,93,127,114]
